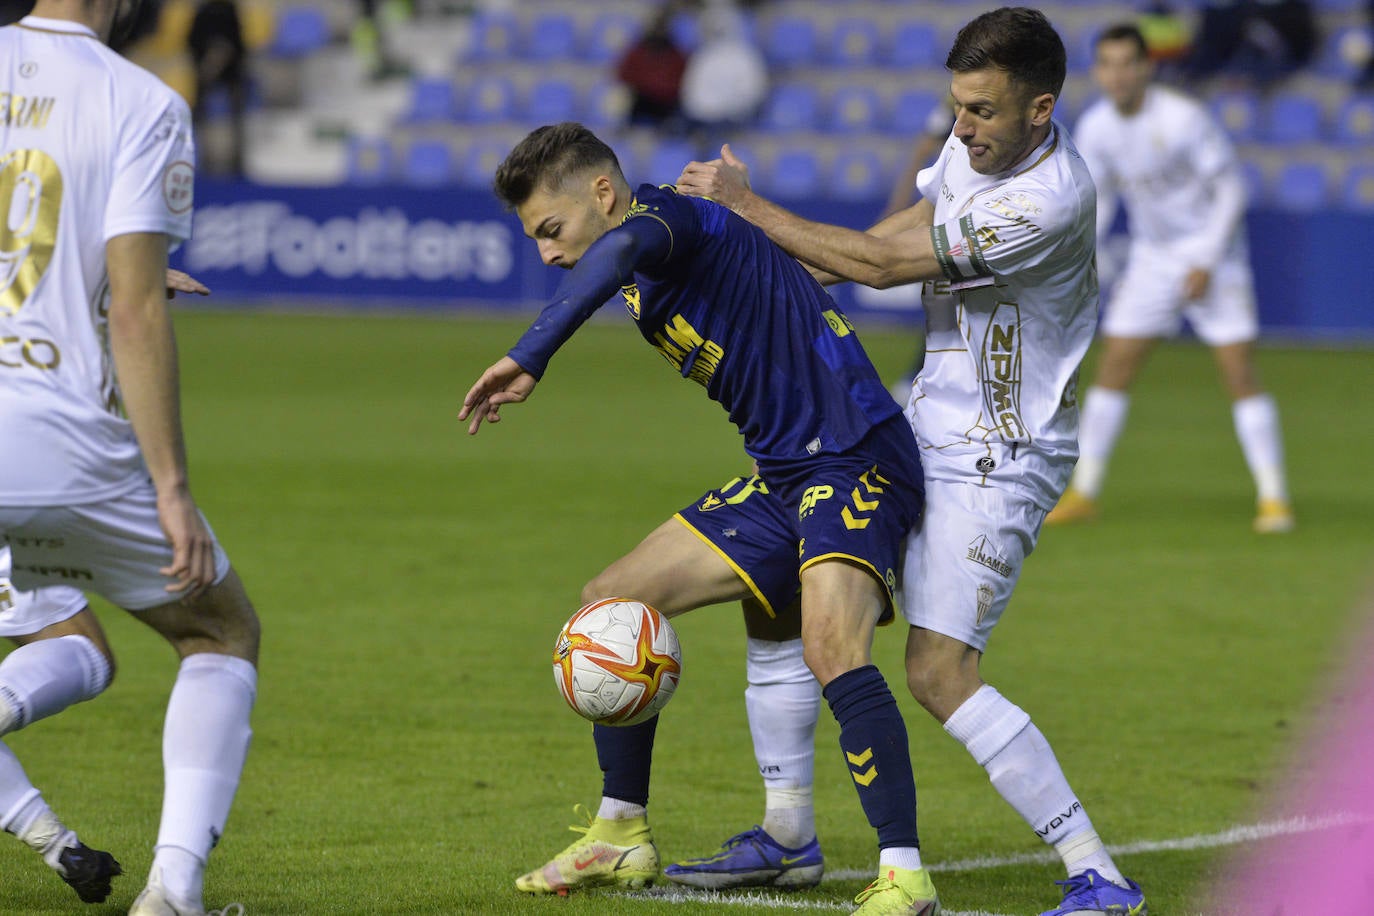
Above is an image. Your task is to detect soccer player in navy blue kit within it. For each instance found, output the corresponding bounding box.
[460,122,939,914]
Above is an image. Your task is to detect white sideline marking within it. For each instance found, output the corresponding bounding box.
[623,814,1359,913]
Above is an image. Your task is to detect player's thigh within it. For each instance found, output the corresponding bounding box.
[0,482,231,612]
[743,596,802,642]
[131,566,259,664]
[587,475,799,619]
[1184,255,1259,356]
[1100,249,1186,343]
[1093,334,1159,390]
[900,480,1042,654]
[0,573,109,659]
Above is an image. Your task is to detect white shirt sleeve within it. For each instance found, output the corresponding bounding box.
[103,90,196,244]
[1072,114,1117,249]
[1184,110,1247,267]
[930,184,1070,285]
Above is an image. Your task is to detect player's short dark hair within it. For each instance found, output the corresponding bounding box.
[945,7,1067,101]
[1095,23,1149,59]
[493,122,626,210]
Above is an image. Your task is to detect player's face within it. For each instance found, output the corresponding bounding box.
[515,181,613,269]
[1093,39,1152,112]
[949,68,1054,176]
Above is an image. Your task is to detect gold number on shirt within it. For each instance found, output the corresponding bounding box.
[0,149,63,317]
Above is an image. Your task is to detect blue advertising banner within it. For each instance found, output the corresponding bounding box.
[173,180,1374,338]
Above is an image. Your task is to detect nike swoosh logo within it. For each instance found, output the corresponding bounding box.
[779,854,812,866]
[573,852,606,870]
[612,846,644,870]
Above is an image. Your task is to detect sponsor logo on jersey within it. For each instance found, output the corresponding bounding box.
[982,302,1027,441]
[966,534,1012,578]
[975,456,996,473]
[162,161,194,214]
[651,314,725,388]
[0,335,61,370]
[798,485,834,519]
[975,583,995,625]
[0,93,56,130]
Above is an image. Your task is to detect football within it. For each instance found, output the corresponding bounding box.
[553,598,683,726]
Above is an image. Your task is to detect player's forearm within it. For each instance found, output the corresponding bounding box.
[805,201,934,286]
[734,192,942,288]
[107,294,193,494]
[1189,170,1247,267]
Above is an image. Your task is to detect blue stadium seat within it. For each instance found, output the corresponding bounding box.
[889,88,945,136]
[766,148,823,199]
[582,10,642,63]
[464,9,520,62]
[826,85,885,133]
[1333,94,1374,145]
[668,9,700,53]
[460,75,519,124]
[457,140,511,189]
[760,83,822,133]
[345,136,394,186]
[401,140,453,187]
[525,78,581,125]
[1064,25,1099,75]
[762,15,820,68]
[1237,159,1266,205]
[884,20,941,69]
[831,149,889,202]
[644,139,700,187]
[402,76,459,124]
[1210,89,1262,143]
[1341,163,1374,212]
[827,16,883,68]
[581,80,626,128]
[1315,26,1372,80]
[524,11,579,61]
[268,6,329,58]
[1260,92,1325,145]
[1270,161,1332,212]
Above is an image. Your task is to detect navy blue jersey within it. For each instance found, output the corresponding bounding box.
[508,184,901,463]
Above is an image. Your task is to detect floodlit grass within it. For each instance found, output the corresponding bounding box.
[1,311,1369,915]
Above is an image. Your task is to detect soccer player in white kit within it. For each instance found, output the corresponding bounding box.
[678,8,1147,914]
[1,3,260,914]
[1046,23,1293,534]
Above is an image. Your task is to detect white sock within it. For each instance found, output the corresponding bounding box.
[596,797,645,820]
[0,742,74,862]
[0,635,111,736]
[878,846,923,870]
[1232,394,1289,502]
[152,653,256,906]
[1072,387,1130,498]
[746,637,819,847]
[944,686,1125,885]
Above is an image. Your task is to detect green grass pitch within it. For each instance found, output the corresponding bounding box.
[1,310,1370,915]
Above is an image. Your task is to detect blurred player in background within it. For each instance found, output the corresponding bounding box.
[1047,23,1294,533]
[677,8,1148,914]
[462,122,934,914]
[1,4,261,915]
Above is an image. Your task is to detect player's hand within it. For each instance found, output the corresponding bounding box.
[1183,267,1211,301]
[458,355,537,435]
[166,269,210,299]
[676,144,752,211]
[155,484,218,599]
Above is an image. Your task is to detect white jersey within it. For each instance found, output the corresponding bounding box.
[0,16,194,505]
[1074,86,1247,266]
[912,122,1098,509]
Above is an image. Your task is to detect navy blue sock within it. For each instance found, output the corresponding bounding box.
[594,715,659,807]
[823,665,919,850]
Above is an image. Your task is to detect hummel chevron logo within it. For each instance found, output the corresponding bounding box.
[847,747,878,786]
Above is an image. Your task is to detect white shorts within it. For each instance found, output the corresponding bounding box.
[0,480,230,612]
[0,548,87,638]
[899,480,1046,651]
[1101,246,1258,346]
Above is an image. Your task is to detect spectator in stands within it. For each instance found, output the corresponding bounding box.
[680,0,768,136]
[1186,0,1316,87]
[615,2,690,129]
[188,0,247,177]
[354,0,409,81]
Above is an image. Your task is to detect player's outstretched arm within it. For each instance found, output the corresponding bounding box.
[166,268,210,299]
[678,145,945,289]
[106,232,217,597]
[459,356,538,436]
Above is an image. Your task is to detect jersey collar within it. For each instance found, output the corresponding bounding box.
[17,16,100,40]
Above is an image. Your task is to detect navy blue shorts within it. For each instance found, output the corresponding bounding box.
[674,474,800,618]
[758,416,925,610]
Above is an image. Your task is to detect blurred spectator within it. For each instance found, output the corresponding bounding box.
[188,0,247,176]
[354,0,410,81]
[615,2,690,129]
[1186,0,1316,87]
[1361,0,1374,89]
[680,0,768,134]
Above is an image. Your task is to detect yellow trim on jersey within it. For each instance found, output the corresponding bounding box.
[799,553,897,625]
[623,195,675,263]
[17,23,99,40]
[672,513,776,618]
[1011,126,1059,179]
